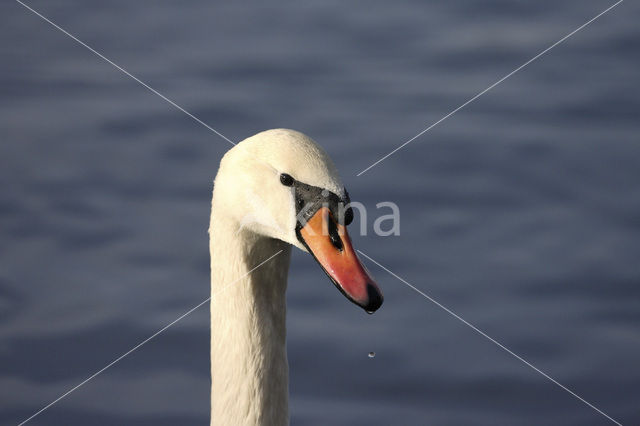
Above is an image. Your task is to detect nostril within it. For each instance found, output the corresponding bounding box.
[327,218,343,251]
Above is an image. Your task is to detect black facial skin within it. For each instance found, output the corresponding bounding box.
[283,174,375,312]
[279,173,353,241]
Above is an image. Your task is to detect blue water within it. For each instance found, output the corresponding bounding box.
[1,1,639,425]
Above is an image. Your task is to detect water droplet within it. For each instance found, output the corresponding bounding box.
[368,351,376,358]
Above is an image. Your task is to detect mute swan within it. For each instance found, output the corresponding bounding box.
[209,129,383,426]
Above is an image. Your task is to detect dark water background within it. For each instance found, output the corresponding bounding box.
[1,1,639,425]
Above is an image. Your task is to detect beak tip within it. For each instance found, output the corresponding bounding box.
[363,282,384,314]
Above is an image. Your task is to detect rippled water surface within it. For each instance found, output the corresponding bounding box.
[1,1,639,425]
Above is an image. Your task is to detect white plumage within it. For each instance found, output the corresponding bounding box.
[208,129,346,426]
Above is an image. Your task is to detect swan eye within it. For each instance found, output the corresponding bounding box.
[280,173,294,186]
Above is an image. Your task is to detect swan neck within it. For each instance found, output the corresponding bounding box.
[209,213,291,426]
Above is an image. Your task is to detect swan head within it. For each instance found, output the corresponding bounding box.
[212,129,383,313]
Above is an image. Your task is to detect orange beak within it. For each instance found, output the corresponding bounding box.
[297,207,383,313]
